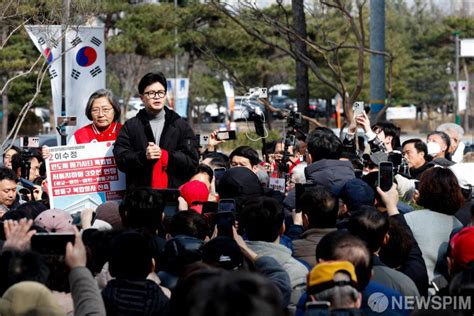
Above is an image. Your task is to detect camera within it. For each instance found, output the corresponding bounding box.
[287,111,303,129]
[19,136,40,180]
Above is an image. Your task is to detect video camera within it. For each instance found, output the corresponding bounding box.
[362,150,410,178]
[287,111,303,130]
[277,111,303,174]
[19,136,40,181]
[388,151,410,178]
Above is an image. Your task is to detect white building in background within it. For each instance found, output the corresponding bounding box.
[406,0,473,16]
[449,0,474,16]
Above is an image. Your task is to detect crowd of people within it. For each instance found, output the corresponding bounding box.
[0,72,473,316]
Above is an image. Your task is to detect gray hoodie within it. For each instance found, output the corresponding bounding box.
[246,240,308,307]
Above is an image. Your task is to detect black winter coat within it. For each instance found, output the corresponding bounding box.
[113,107,199,189]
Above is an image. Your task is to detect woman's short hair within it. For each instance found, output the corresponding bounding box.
[85,89,121,122]
[417,167,465,215]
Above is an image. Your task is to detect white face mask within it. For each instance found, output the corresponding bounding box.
[427,142,441,156]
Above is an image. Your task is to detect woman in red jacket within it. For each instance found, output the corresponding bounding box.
[69,89,122,144]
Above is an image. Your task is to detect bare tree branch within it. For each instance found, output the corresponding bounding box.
[2,59,49,151]
[0,53,42,95]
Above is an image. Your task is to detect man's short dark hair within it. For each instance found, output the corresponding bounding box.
[299,186,338,228]
[108,231,152,279]
[119,187,165,232]
[229,146,260,166]
[0,166,17,182]
[138,72,168,95]
[372,121,401,149]
[202,152,230,169]
[347,206,389,253]
[166,210,210,240]
[306,127,343,162]
[379,217,413,269]
[195,164,213,184]
[316,230,373,291]
[181,271,285,316]
[402,138,428,157]
[2,145,20,159]
[240,197,284,242]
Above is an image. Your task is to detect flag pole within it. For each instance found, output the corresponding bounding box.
[61,0,70,145]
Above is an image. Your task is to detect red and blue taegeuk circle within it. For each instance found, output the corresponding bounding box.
[43,48,53,63]
[76,46,97,67]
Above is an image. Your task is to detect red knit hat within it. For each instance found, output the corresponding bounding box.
[179,180,209,214]
[450,227,474,270]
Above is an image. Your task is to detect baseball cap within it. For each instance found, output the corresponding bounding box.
[0,281,63,316]
[307,261,358,294]
[34,209,74,233]
[333,178,375,211]
[217,167,264,199]
[179,180,209,214]
[202,236,244,270]
[450,227,474,270]
[363,151,388,166]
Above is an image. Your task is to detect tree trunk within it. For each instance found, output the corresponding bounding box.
[292,0,309,132]
[261,65,272,131]
[1,85,8,141]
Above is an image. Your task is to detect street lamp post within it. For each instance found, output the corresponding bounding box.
[454,31,461,124]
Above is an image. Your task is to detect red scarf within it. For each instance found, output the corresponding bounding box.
[74,122,122,144]
[151,149,169,189]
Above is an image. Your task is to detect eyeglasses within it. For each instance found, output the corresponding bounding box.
[143,90,166,99]
[91,107,114,115]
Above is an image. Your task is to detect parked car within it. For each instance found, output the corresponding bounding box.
[201,103,227,123]
[125,97,144,120]
[270,96,297,118]
[308,99,328,118]
[191,103,227,123]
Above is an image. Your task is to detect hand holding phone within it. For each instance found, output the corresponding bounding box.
[218,199,236,213]
[216,130,236,141]
[378,161,394,192]
[216,211,235,237]
[353,101,365,118]
[31,233,75,255]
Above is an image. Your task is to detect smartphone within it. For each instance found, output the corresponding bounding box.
[198,134,209,147]
[218,199,236,213]
[201,201,218,214]
[216,211,235,237]
[154,189,180,217]
[21,136,40,148]
[213,167,226,187]
[216,130,236,141]
[414,181,420,191]
[353,101,365,117]
[378,161,394,192]
[31,233,75,255]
